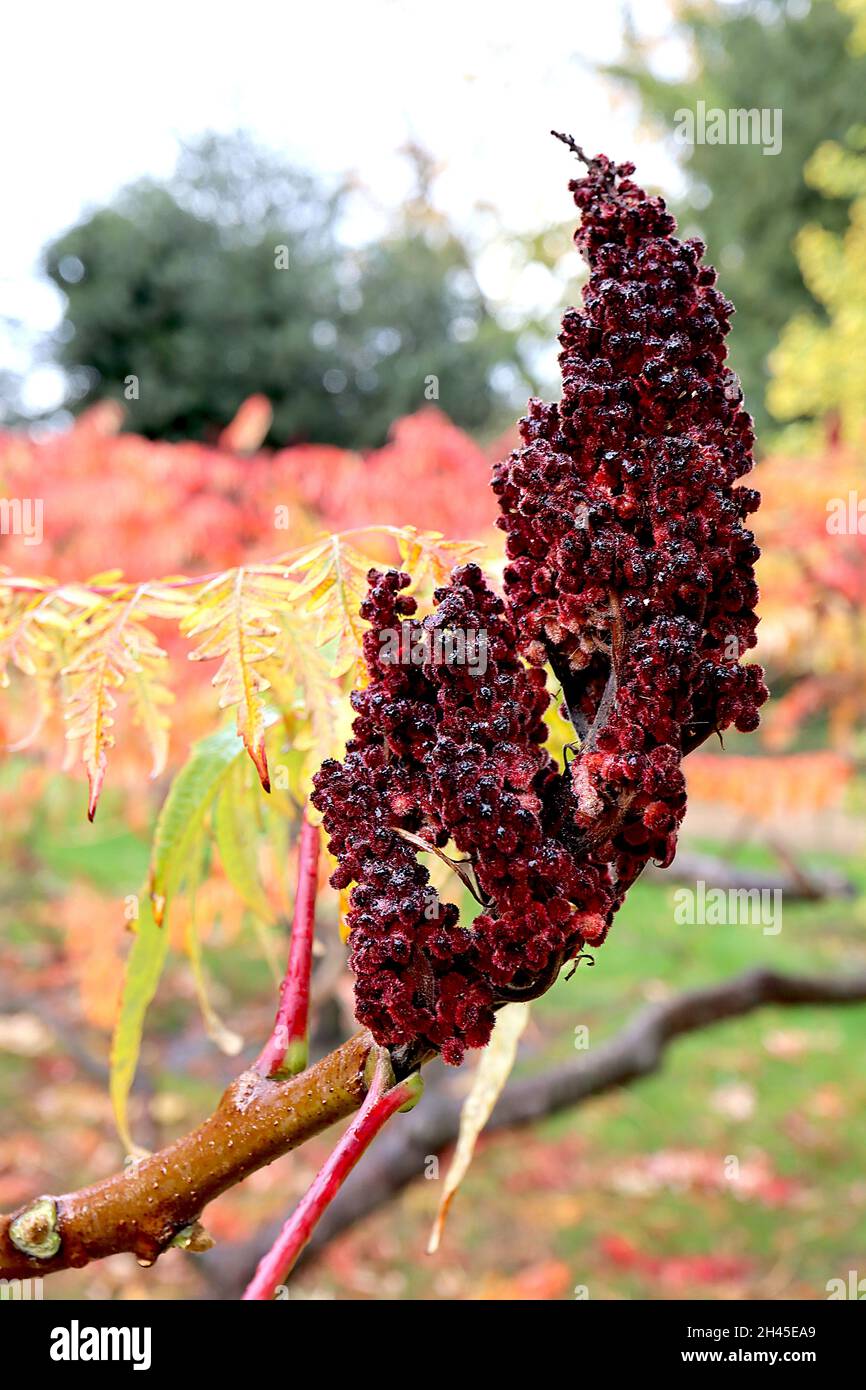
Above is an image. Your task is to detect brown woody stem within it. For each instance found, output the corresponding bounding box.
[0,1031,377,1281]
[550,130,592,165]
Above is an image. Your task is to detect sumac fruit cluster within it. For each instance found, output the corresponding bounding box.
[313,149,767,1064]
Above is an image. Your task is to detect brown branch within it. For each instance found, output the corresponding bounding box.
[550,130,593,166]
[0,1031,377,1280]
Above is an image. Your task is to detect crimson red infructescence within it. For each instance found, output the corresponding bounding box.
[313,149,768,1065]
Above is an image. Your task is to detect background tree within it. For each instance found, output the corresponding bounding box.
[606,0,866,437]
[41,134,532,448]
[757,1,866,754]
[768,119,866,440]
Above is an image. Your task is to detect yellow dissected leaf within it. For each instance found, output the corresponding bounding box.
[0,526,489,814]
[61,585,176,819]
[278,526,480,685]
[53,582,109,610]
[284,535,373,678]
[127,658,173,779]
[85,569,126,586]
[0,584,87,682]
[428,1002,530,1254]
[213,760,274,921]
[394,527,484,594]
[181,566,299,791]
[0,592,68,748]
[0,574,52,594]
[263,613,352,782]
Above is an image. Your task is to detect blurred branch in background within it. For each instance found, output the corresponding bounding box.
[648,850,856,902]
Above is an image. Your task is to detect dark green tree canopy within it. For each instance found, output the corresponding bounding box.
[43,133,531,447]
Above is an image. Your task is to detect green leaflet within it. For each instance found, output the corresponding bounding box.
[112,716,278,1148]
[149,715,277,925]
[213,760,273,922]
[110,895,170,1154]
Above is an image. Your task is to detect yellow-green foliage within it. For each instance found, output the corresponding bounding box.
[768,1,866,441]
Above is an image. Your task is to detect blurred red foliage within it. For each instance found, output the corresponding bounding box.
[282,408,498,540]
[0,402,498,586]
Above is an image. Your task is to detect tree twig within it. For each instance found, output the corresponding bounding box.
[0,1031,377,1280]
[649,848,856,901]
[550,130,592,165]
[242,1050,421,1299]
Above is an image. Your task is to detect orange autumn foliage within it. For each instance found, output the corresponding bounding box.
[0,401,497,587]
[754,439,866,750]
[685,751,853,822]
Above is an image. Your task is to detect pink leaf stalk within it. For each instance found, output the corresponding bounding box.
[242,1050,422,1300]
[255,807,321,1077]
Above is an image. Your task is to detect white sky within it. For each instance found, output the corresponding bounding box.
[0,0,687,410]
